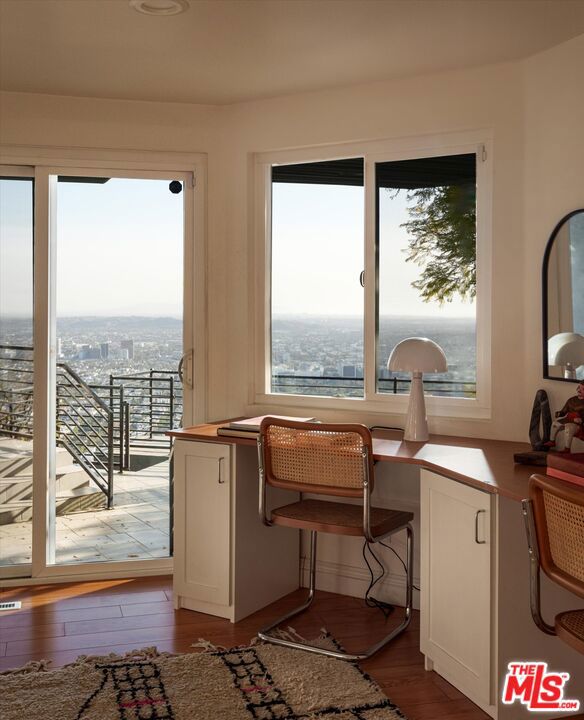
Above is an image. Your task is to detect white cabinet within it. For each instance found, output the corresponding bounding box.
[420,470,494,716]
[174,441,231,610]
[173,439,299,622]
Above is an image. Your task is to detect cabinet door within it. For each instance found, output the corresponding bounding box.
[420,470,492,708]
[174,441,231,607]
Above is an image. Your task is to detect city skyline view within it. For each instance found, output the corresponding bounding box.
[2,312,475,399]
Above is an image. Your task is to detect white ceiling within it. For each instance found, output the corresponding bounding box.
[1,0,584,106]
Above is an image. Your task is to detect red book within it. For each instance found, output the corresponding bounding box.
[546,453,584,488]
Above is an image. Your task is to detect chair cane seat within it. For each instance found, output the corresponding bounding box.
[555,609,584,654]
[271,498,413,537]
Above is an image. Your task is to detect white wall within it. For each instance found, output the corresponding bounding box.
[1,35,583,442]
[523,34,584,434]
[220,62,527,439]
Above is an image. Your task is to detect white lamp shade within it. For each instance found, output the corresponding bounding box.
[548,332,584,366]
[387,337,448,442]
[387,337,448,374]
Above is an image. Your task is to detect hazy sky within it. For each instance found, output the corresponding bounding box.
[0,178,34,318]
[2,175,476,322]
[1,177,184,319]
[56,178,183,316]
[271,182,476,318]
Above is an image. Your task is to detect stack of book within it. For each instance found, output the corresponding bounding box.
[547,452,584,488]
[217,415,316,439]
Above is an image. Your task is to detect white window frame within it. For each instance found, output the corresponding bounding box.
[252,130,492,420]
[0,145,207,584]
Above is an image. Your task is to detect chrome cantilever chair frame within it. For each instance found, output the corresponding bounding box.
[522,498,557,635]
[522,474,584,654]
[257,427,414,662]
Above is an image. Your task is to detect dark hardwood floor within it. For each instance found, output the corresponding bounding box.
[0,575,491,719]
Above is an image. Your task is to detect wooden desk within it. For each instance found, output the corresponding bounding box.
[169,423,582,719]
[169,423,535,501]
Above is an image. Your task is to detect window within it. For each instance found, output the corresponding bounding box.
[256,134,490,417]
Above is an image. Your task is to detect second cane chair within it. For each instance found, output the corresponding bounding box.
[522,473,584,655]
[257,417,414,661]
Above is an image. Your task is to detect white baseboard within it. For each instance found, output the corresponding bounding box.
[301,558,421,611]
[0,561,172,587]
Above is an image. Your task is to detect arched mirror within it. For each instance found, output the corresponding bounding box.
[543,209,584,382]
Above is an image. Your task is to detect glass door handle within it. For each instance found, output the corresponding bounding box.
[178,350,193,389]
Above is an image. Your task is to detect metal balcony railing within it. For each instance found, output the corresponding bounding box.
[0,344,115,507]
[108,370,183,452]
[272,374,477,398]
[1,345,184,507]
[56,363,114,507]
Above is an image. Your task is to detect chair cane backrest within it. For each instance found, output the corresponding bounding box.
[529,474,584,600]
[259,418,374,498]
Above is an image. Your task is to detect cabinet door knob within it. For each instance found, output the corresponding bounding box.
[218,457,225,484]
[475,509,487,544]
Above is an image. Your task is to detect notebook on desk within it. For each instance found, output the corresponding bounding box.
[217,415,316,439]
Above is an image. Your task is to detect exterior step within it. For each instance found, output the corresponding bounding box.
[0,444,74,476]
[55,486,103,499]
[0,485,105,523]
[0,466,91,506]
[0,477,33,505]
[55,489,105,515]
[0,500,32,525]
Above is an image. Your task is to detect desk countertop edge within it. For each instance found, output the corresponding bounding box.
[168,423,539,502]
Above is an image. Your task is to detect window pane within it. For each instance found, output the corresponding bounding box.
[570,213,584,335]
[0,176,34,571]
[52,177,183,565]
[376,154,477,398]
[271,159,364,398]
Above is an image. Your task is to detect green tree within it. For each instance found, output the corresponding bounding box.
[401,183,476,303]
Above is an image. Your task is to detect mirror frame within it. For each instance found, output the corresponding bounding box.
[542,208,584,383]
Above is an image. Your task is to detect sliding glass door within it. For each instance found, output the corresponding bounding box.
[0,162,196,578]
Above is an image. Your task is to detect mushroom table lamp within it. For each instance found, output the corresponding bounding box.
[548,332,584,380]
[387,337,448,442]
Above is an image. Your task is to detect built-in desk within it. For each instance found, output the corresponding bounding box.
[168,423,583,719]
[170,423,535,499]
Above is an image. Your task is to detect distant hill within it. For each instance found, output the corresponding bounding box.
[56,316,182,332]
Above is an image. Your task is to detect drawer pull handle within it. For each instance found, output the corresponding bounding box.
[475,509,487,544]
[218,457,225,484]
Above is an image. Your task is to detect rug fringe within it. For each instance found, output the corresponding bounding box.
[0,659,52,676]
[267,625,330,644]
[191,638,227,652]
[0,647,175,676]
[0,628,335,676]
[64,646,175,668]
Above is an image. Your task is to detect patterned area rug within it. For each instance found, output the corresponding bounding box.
[0,637,406,719]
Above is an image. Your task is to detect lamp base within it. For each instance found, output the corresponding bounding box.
[403,372,428,442]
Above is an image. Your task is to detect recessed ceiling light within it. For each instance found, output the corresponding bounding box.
[129,0,189,16]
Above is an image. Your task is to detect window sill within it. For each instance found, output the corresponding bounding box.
[253,391,491,421]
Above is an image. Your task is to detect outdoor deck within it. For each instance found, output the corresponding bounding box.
[0,454,170,567]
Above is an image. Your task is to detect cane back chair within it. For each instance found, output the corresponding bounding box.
[522,474,584,654]
[257,417,414,661]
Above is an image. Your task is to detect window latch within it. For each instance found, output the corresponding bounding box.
[359,270,365,288]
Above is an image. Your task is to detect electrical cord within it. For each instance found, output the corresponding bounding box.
[362,541,395,618]
[362,538,421,619]
[378,539,421,592]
